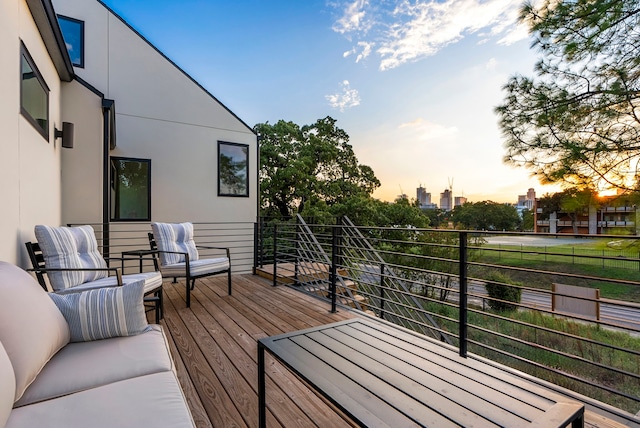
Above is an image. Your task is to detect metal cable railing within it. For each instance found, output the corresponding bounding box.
[256,218,640,416]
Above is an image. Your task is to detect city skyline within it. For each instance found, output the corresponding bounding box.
[101,0,561,203]
[414,184,535,209]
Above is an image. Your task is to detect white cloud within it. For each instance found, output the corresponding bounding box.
[398,118,458,140]
[485,57,498,70]
[332,0,531,70]
[343,41,374,62]
[326,80,361,111]
[332,0,370,34]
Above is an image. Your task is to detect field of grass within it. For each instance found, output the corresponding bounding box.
[474,242,640,302]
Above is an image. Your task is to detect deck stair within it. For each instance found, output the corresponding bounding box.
[255,262,372,313]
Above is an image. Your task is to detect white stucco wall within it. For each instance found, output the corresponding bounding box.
[61,79,104,224]
[0,0,64,266]
[53,0,258,271]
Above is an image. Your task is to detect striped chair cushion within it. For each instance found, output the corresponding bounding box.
[159,258,229,277]
[151,222,199,266]
[49,280,151,342]
[35,225,108,292]
[54,271,163,296]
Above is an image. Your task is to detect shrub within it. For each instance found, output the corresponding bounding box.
[484,271,522,312]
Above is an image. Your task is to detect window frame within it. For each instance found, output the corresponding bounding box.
[110,157,152,222]
[218,141,250,197]
[20,41,50,140]
[57,15,84,68]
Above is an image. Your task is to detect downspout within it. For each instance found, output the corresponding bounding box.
[254,132,261,274]
[102,99,115,262]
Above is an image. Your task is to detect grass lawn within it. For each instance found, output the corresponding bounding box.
[475,241,640,302]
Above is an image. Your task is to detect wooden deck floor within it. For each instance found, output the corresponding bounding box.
[158,274,635,428]
[159,273,358,428]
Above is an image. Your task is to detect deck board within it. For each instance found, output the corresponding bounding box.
[157,274,635,428]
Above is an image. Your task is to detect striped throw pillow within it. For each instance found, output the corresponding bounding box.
[49,280,151,342]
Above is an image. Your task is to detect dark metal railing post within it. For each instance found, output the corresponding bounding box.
[459,231,468,358]
[272,223,278,287]
[259,217,265,268]
[253,222,258,274]
[294,217,300,285]
[380,264,386,320]
[330,225,338,313]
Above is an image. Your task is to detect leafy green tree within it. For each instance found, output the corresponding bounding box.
[451,201,521,231]
[496,0,640,191]
[256,117,380,218]
[521,208,535,231]
[422,208,447,228]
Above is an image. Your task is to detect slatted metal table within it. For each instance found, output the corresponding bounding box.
[258,318,584,427]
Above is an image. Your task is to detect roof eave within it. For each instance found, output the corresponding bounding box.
[25,0,74,82]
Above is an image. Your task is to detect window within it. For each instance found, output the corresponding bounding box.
[20,42,49,139]
[110,157,151,221]
[218,141,249,197]
[57,15,84,67]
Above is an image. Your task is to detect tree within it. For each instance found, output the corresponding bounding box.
[256,117,380,218]
[496,0,640,192]
[521,208,535,231]
[451,201,521,231]
[422,208,447,228]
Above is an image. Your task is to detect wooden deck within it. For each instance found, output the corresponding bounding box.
[157,274,635,428]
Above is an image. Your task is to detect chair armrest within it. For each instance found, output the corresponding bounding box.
[153,250,192,276]
[154,250,189,256]
[27,267,123,286]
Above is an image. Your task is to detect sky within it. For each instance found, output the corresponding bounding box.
[102,0,561,204]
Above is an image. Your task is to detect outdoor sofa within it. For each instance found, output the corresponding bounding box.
[0,261,195,428]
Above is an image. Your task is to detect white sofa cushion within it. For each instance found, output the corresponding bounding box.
[14,325,172,407]
[7,372,196,428]
[34,225,109,292]
[151,222,199,266]
[0,262,70,402]
[49,280,151,342]
[0,341,16,428]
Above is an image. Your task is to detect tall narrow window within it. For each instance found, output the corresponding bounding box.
[110,157,151,221]
[57,15,84,67]
[20,42,49,139]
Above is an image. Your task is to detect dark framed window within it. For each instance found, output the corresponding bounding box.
[110,157,151,221]
[57,15,84,67]
[20,42,49,139]
[218,141,249,197]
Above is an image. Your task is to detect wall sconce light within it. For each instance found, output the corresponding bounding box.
[55,122,74,149]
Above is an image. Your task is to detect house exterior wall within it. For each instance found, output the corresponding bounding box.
[60,79,104,223]
[53,0,258,271]
[0,0,65,266]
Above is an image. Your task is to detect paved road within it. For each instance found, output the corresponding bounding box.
[466,280,640,332]
[355,265,640,332]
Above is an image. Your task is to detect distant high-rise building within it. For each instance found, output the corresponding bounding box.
[454,196,467,207]
[417,185,432,208]
[516,188,536,210]
[440,189,453,211]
